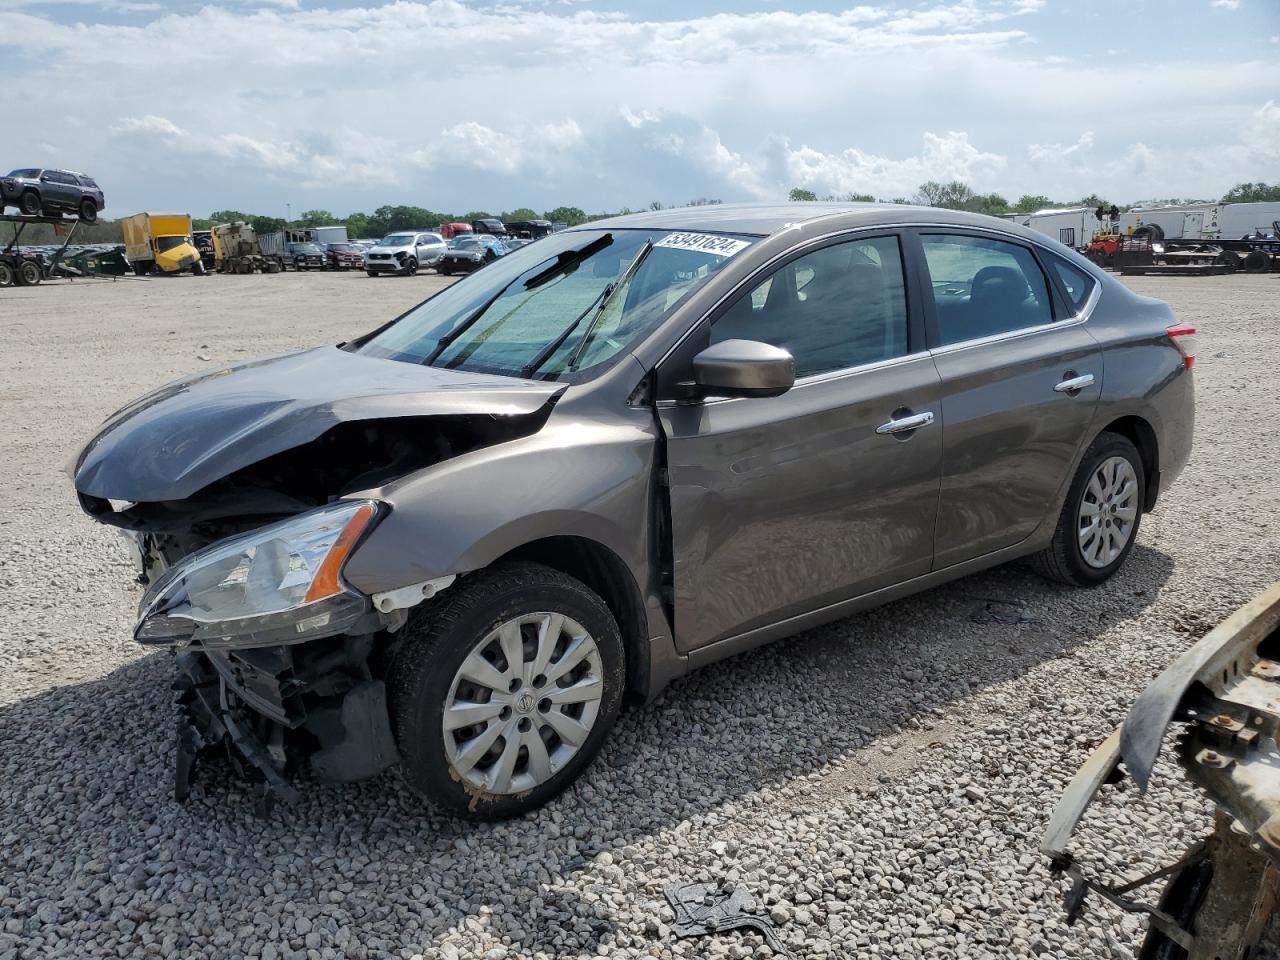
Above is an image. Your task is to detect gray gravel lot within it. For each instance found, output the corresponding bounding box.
[1,270,1278,959]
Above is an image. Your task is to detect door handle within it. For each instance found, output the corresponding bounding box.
[876,411,935,435]
[1054,373,1095,394]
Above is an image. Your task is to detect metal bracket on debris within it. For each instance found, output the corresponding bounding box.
[1052,844,1208,952]
[663,881,792,957]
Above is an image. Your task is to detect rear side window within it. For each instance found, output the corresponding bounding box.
[1047,256,1096,311]
[921,234,1054,346]
[712,235,909,378]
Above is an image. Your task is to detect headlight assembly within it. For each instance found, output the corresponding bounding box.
[135,500,380,649]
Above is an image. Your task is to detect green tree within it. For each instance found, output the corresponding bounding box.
[914,180,978,209]
[966,192,1010,216]
[464,210,493,222]
[788,188,818,202]
[502,207,540,221]
[205,209,254,226]
[543,206,588,226]
[840,192,876,203]
[298,209,340,227]
[250,216,287,235]
[1221,182,1280,203]
[344,212,370,239]
[1013,194,1055,214]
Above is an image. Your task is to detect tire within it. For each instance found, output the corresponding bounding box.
[78,198,98,223]
[16,260,41,286]
[403,257,418,276]
[1030,432,1145,586]
[389,561,626,820]
[0,262,12,287]
[192,261,207,276]
[366,270,378,278]
[1133,224,1164,242]
[438,265,452,276]
[19,190,40,216]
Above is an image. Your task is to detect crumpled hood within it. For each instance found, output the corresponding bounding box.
[72,346,562,503]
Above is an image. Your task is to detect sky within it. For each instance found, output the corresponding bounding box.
[2,0,1278,219]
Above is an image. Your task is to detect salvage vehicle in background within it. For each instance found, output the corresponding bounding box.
[0,168,105,222]
[435,234,508,275]
[70,203,1195,819]
[289,242,327,271]
[324,242,365,271]
[438,222,473,240]
[121,213,205,276]
[505,219,554,240]
[212,222,281,275]
[363,231,447,276]
[1044,582,1280,959]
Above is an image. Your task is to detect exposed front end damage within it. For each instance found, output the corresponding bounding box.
[1043,581,1280,958]
[70,346,564,810]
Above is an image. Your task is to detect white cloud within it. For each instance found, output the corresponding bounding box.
[1210,0,1240,9]
[1,0,1275,215]
[1027,131,1095,164]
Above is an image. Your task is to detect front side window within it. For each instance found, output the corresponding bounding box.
[921,234,1054,346]
[357,229,756,380]
[711,235,909,378]
[377,235,413,247]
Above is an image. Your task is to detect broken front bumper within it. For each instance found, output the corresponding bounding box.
[1043,580,1280,956]
[174,634,401,811]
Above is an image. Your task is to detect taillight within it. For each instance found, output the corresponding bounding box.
[1167,324,1197,369]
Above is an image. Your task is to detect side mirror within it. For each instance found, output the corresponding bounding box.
[691,339,795,399]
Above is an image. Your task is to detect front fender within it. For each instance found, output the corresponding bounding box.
[341,407,659,598]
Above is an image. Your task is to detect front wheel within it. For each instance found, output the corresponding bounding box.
[366,270,378,278]
[389,562,625,820]
[19,191,40,216]
[403,257,418,276]
[1031,432,1145,586]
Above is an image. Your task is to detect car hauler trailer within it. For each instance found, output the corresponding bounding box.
[121,213,204,276]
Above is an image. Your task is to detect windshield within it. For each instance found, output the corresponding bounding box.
[155,235,190,252]
[356,228,755,380]
[294,244,322,253]
[378,235,413,247]
[7,169,39,178]
[330,244,358,253]
[452,237,484,249]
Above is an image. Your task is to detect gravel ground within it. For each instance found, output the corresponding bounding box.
[1,269,1279,960]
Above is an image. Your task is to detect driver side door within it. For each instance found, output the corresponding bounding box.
[656,232,944,652]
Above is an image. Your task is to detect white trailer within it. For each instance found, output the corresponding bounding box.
[1024,208,1099,250]
[1119,204,1218,240]
[1217,202,1280,239]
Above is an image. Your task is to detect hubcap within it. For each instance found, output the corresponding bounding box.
[441,612,603,795]
[1077,455,1138,569]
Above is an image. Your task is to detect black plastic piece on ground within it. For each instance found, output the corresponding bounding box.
[663,881,791,957]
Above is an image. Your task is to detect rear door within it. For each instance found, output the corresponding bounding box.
[657,232,944,651]
[912,229,1102,569]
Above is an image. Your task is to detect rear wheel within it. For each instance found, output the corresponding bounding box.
[0,262,12,287]
[389,562,625,820]
[1031,432,1145,586]
[78,198,98,223]
[16,260,42,285]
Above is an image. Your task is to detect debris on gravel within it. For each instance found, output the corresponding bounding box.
[1,272,1278,958]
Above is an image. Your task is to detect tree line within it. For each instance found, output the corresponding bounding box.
[10,182,1278,246]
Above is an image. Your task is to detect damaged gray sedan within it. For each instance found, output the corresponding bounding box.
[72,203,1195,818]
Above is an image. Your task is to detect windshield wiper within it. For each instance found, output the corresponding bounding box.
[563,239,654,372]
[521,239,654,379]
[523,234,613,290]
[422,234,614,367]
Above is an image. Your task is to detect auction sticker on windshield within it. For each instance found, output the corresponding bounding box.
[654,233,751,257]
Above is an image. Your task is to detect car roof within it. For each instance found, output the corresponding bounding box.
[581,201,1046,239]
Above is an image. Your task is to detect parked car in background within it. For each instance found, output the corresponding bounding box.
[364,231,447,276]
[436,235,509,274]
[0,168,106,222]
[438,222,474,240]
[324,242,365,271]
[471,218,507,237]
[70,203,1195,819]
[290,242,327,271]
[505,219,554,240]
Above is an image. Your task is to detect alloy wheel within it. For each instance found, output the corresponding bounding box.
[1078,455,1139,569]
[441,612,604,795]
